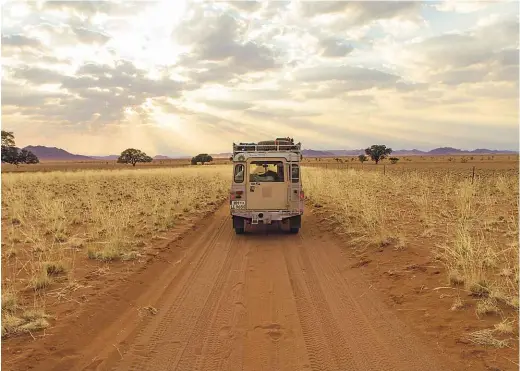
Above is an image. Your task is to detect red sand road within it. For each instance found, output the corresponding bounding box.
[4,205,461,371]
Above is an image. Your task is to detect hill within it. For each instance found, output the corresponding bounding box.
[302,149,335,157]
[18,145,518,162]
[91,155,119,160]
[23,146,93,161]
[315,148,517,157]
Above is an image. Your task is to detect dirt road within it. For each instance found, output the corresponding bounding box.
[7,205,458,371]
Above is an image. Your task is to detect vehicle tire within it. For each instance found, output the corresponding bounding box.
[235,227,245,234]
[289,227,299,234]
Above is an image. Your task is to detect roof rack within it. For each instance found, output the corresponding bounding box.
[233,138,301,156]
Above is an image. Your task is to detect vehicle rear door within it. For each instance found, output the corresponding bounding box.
[246,158,288,210]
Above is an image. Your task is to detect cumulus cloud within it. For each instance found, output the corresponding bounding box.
[319,37,354,58]
[299,1,421,24]
[172,5,281,74]
[4,59,191,125]
[1,0,518,154]
[2,34,42,49]
[431,0,504,13]
[228,1,263,12]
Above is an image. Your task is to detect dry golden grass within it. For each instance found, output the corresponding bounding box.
[465,328,511,348]
[302,167,519,313]
[1,166,231,337]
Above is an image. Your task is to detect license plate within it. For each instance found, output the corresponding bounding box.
[231,200,246,209]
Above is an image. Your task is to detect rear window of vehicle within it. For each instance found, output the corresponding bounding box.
[249,161,284,182]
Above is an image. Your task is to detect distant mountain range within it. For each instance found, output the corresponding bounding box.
[214,147,518,158]
[91,155,119,160]
[23,146,93,161]
[18,145,518,161]
[153,155,173,160]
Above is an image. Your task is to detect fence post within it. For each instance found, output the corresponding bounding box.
[472,166,475,184]
[384,165,386,175]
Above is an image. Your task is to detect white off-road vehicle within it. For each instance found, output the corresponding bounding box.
[230,138,304,234]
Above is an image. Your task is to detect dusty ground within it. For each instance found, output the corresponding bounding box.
[2,202,518,371]
[2,159,518,371]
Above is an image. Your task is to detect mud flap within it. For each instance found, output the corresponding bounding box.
[289,215,301,229]
[232,216,244,229]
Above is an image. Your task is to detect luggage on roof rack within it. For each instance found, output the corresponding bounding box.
[233,139,301,155]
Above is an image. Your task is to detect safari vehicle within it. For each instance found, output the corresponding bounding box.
[230,137,304,234]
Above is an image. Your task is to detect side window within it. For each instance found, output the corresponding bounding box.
[234,164,244,183]
[291,164,300,183]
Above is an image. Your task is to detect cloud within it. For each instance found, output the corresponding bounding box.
[203,100,254,111]
[291,65,401,95]
[299,1,421,24]
[432,0,503,13]
[71,27,110,44]
[2,34,43,48]
[1,0,517,154]
[319,37,354,58]
[403,13,519,86]
[10,66,65,84]
[228,1,263,12]
[39,0,150,18]
[1,81,68,107]
[4,59,191,125]
[172,5,280,74]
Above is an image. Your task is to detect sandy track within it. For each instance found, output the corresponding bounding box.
[26,205,456,371]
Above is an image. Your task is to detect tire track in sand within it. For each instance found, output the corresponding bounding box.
[111,213,234,371]
[172,234,245,371]
[240,234,311,371]
[283,238,360,371]
[300,227,450,370]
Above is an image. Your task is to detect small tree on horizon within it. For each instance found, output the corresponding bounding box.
[389,157,400,164]
[358,154,368,163]
[117,148,153,166]
[191,153,213,165]
[365,145,392,165]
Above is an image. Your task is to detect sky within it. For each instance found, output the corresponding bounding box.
[1,0,519,156]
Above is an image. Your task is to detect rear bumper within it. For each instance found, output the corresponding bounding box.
[231,210,302,223]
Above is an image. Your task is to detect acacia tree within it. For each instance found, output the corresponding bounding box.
[191,153,213,165]
[364,145,392,165]
[1,130,39,165]
[358,154,367,163]
[117,148,153,166]
[2,131,15,147]
[2,131,17,164]
[17,149,39,164]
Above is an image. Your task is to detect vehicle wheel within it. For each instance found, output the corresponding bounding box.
[235,227,245,234]
[289,227,299,234]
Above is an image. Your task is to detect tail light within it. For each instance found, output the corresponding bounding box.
[300,190,305,200]
[230,190,244,200]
